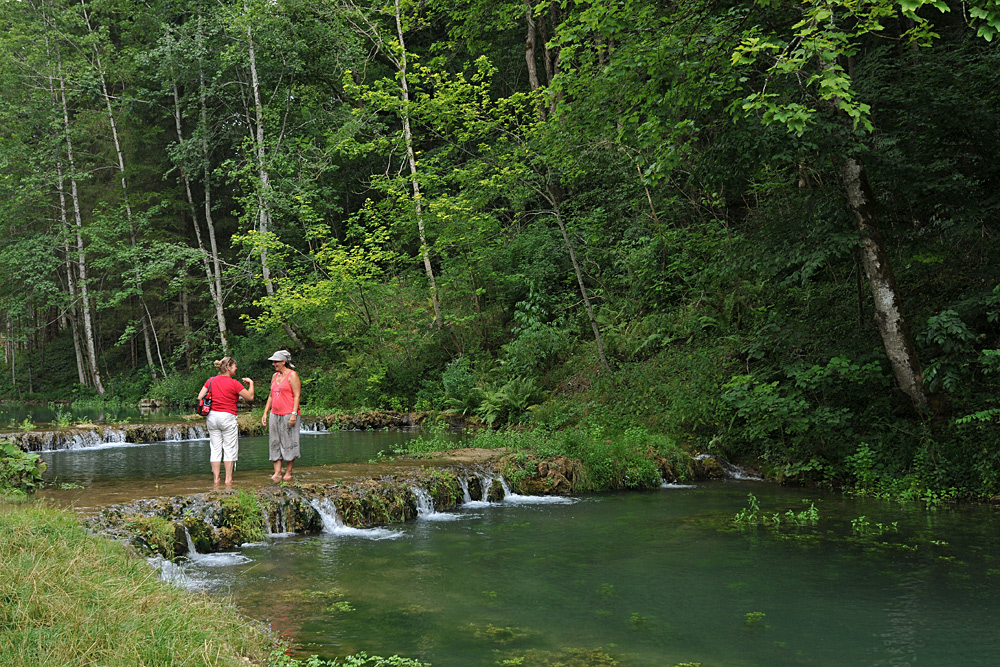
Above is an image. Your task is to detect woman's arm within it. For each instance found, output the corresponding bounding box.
[197,382,208,400]
[238,377,255,402]
[261,374,275,425]
[289,371,302,422]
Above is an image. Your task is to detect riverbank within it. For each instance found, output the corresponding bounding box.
[0,502,276,667]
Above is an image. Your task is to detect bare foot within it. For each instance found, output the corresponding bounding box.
[224,479,233,485]
[282,474,293,481]
[213,479,220,485]
[270,472,282,482]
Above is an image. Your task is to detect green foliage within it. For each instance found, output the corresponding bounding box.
[850,516,898,537]
[475,377,543,426]
[126,515,176,560]
[0,442,46,497]
[221,490,266,544]
[734,493,820,527]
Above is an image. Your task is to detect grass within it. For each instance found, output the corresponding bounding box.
[0,502,276,667]
[400,424,687,491]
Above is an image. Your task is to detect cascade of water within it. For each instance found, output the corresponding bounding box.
[412,487,435,517]
[309,497,345,533]
[149,555,191,587]
[184,527,201,559]
[300,420,326,434]
[694,453,761,481]
[458,475,472,503]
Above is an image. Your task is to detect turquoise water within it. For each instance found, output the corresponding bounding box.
[38,429,1000,665]
[180,483,1000,666]
[40,430,455,485]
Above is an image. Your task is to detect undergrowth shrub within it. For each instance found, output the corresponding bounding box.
[0,442,46,498]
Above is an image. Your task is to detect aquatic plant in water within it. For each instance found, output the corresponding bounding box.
[733,493,819,527]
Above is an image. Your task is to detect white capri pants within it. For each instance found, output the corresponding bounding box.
[206,411,239,462]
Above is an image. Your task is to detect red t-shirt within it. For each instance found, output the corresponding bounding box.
[203,376,246,415]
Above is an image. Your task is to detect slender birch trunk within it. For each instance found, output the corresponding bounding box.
[393,0,442,326]
[245,15,300,346]
[197,15,230,349]
[548,183,611,373]
[56,162,88,386]
[172,75,229,350]
[46,40,88,387]
[81,0,165,379]
[57,56,105,395]
[842,156,936,413]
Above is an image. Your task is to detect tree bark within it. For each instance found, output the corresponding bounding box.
[394,0,442,326]
[82,0,164,379]
[56,54,105,395]
[842,155,932,412]
[172,76,229,350]
[548,182,611,373]
[245,17,301,346]
[196,15,230,350]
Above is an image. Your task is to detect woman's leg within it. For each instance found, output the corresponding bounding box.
[206,413,225,484]
[282,459,295,481]
[220,413,240,484]
[271,460,283,481]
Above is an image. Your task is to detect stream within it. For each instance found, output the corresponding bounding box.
[34,428,1000,666]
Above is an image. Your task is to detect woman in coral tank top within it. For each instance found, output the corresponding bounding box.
[261,350,301,481]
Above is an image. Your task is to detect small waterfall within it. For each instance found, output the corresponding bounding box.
[265,503,287,535]
[694,454,762,481]
[458,476,472,503]
[300,420,327,434]
[148,555,191,587]
[183,526,206,562]
[412,487,435,517]
[308,496,403,539]
[309,497,346,533]
[411,486,461,521]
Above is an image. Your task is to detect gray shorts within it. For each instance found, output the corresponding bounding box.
[268,413,300,461]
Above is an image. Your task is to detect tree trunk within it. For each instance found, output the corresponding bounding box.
[842,155,933,412]
[82,2,163,379]
[394,0,442,326]
[172,76,229,350]
[57,56,105,395]
[196,18,230,350]
[246,19,301,346]
[56,162,88,386]
[548,183,611,373]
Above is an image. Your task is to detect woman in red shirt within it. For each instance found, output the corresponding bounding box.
[197,356,255,485]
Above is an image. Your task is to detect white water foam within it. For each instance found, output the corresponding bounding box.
[660,481,697,489]
[300,421,327,434]
[183,527,251,566]
[309,497,402,540]
[458,475,473,504]
[503,493,578,505]
[411,487,462,521]
[465,473,578,506]
[148,555,191,587]
[694,453,763,481]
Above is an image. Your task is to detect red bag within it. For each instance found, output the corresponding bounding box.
[197,378,214,416]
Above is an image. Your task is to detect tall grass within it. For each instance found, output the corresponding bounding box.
[0,503,275,667]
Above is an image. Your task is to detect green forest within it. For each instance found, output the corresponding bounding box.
[2,0,999,499]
